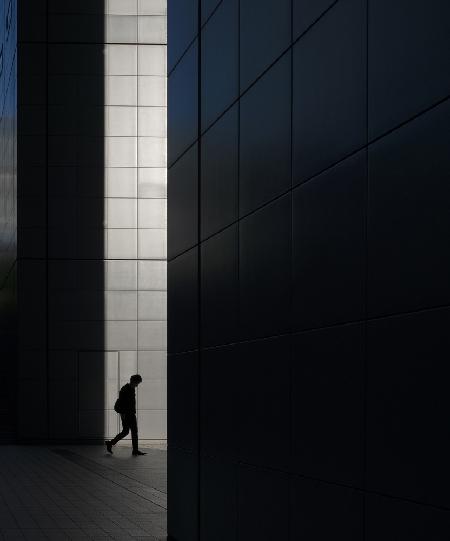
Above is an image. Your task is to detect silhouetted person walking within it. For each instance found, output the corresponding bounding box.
[105,374,147,456]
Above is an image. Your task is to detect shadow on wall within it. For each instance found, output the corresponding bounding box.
[17,0,107,441]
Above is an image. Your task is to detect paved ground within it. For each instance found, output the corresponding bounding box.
[0,444,167,540]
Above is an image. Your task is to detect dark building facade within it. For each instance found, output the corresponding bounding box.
[0,0,17,443]
[1,0,168,443]
[167,0,450,539]
[16,0,168,443]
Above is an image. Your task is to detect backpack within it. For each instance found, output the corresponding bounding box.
[114,398,123,413]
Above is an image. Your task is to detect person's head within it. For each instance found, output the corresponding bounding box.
[130,374,142,388]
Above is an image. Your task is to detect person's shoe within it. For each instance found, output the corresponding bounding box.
[105,440,113,454]
[132,450,147,456]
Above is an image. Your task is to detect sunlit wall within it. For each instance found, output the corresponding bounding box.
[103,0,168,442]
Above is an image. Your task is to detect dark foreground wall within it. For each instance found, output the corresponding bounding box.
[167,0,450,539]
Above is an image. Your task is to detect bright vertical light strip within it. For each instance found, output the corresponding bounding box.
[100,1,168,442]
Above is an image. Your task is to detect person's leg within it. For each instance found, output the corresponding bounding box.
[129,414,138,452]
[110,414,130,445]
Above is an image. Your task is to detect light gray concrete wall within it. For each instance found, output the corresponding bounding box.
[104,0,167,442]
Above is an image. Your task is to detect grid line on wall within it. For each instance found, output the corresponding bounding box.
[168,88,450,267]
[45,0,50,439]
[166,442,450,516]
[169,85,450,187]
[167,0,225,78]
[288,1,294,537]
[197,0,202,536]
[362,2,370,539]
[236,0,241,536]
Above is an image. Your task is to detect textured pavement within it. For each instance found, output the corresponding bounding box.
[0,444,167,540]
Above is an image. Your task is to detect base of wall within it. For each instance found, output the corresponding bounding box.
[13,438,167,447]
